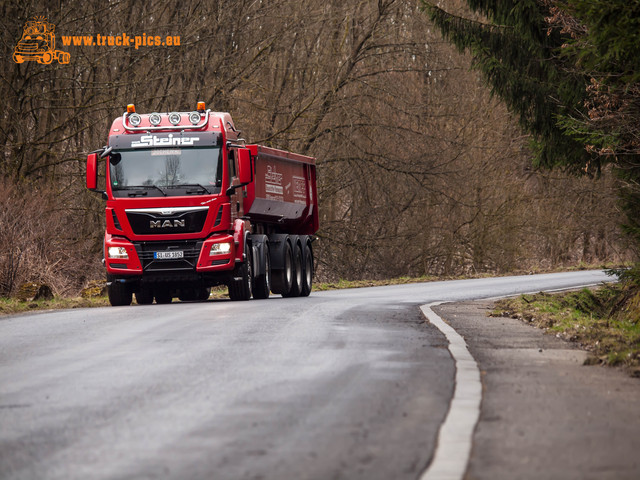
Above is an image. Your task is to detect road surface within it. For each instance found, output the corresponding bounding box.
[0,271,613,479]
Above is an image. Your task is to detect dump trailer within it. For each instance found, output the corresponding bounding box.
[86,102,318,306]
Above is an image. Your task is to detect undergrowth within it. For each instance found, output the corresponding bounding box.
[492,282,640,374]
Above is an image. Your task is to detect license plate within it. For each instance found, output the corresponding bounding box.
[154,251,184,260]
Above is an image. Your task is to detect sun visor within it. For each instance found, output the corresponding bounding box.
[109,131,221,149]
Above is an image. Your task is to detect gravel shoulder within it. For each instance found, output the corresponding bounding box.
[433,300,640,480]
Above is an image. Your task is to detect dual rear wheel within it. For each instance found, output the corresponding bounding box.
[275,237,313,299]
[228,235,313,301]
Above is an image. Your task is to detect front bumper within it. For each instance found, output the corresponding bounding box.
[104,233,236,276]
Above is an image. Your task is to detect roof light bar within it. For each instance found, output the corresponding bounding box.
[121,108,211,132]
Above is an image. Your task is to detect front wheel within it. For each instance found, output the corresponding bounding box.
[38,52,53,65]
[108,281,132,306]
[229,244,252,301]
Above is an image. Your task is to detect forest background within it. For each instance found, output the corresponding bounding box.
[0,0,635,297]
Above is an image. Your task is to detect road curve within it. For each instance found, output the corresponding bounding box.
[0,271,610,480]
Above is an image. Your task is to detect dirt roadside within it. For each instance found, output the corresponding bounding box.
[433,300,640,480]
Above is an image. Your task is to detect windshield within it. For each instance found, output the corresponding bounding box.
[109,147,222,197]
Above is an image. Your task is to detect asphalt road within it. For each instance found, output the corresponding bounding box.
[0,271,611,480]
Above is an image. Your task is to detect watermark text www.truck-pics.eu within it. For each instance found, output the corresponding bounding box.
[61,33,181,49]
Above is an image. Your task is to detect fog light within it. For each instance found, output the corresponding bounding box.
[108,246,129,259]
[210,242,232,255]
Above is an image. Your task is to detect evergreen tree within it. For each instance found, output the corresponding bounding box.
[553,0,640,251]
[422,0,597,173]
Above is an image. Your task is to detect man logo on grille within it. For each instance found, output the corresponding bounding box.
[150,220,186,228]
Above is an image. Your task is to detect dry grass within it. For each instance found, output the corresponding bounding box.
[492,284,640,375]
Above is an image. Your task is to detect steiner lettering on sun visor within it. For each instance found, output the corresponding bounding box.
[108,131,220,149]
[131,134,200,148]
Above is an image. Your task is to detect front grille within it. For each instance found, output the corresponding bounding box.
[18,44,39,52]
[134,240,203,271]
[126,207,208,235]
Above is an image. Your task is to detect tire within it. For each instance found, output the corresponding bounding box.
[108,281,132,306]
[252,241,271,299]
[56,51,70,64]
[180,287,210,302]
[229,244,252,301]
[300,243,313,297]
[283,242,302,297]
[155,288,173,304]
[135,287,154,305]
[196,287,211,301]
[271,240,293,295]
[38,52,53,65]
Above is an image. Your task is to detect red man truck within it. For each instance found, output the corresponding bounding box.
[86,102,318,306]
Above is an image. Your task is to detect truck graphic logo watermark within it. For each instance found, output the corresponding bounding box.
[13,17,70,65]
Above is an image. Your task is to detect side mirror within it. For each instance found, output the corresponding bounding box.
[237,148,253,185]
[86,153,98,190]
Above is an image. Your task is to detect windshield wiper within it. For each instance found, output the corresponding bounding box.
[114,185,167,197]
[166,184,211,195]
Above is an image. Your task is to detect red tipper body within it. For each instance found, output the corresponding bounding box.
[88,104,318,305]
[244,145,319,235]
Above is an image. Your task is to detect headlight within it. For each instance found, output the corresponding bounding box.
[210,242,232,255]
[108,246,129,259]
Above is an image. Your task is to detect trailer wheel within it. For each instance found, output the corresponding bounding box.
[300,243,313,297]
[270,237,293,295]
[229,245,252,301]
[108,281,132,306]
[252,241,271,299]
[56,51,70,64]
[283,242,303,297]
[135,287,154,305]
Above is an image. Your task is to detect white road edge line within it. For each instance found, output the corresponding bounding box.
[418,281,609,480]
[419,302,481,480]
